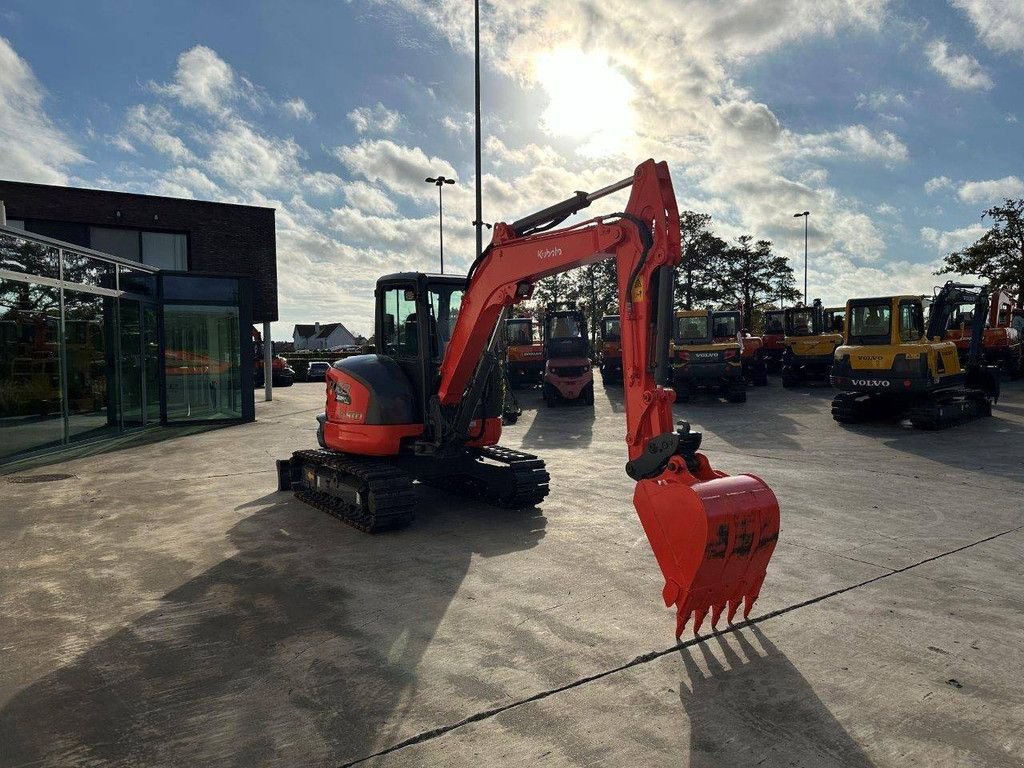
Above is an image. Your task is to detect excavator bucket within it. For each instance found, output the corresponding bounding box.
[633,458,779,638]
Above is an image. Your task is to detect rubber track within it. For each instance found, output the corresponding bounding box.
[291,449,415,533]
[422,445,550,509]
[830,392,865,423]
[907,388,992,430]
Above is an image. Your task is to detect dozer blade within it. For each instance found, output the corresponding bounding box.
[633,460,779,638]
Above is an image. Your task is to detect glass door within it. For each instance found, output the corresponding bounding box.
[118,298,144,429]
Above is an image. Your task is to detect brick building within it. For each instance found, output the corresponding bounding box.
[0,181,277,322]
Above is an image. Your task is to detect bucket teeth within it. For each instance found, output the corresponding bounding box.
[727,599,740,624]
[633,467,780,639]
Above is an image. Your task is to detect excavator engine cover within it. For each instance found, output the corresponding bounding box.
[633,453,779,637]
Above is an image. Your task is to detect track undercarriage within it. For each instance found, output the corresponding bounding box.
[278,445,550,533]
[831,387,993,430]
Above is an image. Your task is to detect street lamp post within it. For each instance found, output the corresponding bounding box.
[793,210,809,304]
[426,175,455,273]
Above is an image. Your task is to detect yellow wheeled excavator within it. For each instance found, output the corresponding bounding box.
[830,282,1000,429]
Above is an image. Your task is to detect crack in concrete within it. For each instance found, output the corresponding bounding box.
[339,524,1023,767]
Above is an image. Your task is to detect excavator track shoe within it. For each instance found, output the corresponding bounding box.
[419,445,550,509]
[283,449,416,533]
[633,466,779,638]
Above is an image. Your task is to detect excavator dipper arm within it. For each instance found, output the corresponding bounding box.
[435,160,780,636]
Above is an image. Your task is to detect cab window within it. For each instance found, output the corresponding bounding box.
[602,317,620,341]
[506,319,536,345]
[676,316,710,341]
[427,286,464,360]
[548,314,583,339]
[765,313,784,334]
[381,286,419,357]
[998,302,1011,327]
[899,301,924,341]
[713,315,738,338]
[786,310,814,336]
[848,303,892,345]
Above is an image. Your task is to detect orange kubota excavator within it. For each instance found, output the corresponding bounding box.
[277,160,780,637]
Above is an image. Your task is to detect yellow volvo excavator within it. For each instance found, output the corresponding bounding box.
[830,282,1000,429]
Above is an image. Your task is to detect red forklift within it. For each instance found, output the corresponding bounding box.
[542,305,594,406]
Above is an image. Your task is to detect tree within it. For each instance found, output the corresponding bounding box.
[718,236,799,329]
[676,211,726,310]
[938,199,1024,305]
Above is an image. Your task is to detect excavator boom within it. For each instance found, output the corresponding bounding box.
[432,160,780,635]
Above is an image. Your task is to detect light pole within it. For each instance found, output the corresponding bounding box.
[793,210,809,304]
[474,0,483,264]
[426,175,455,273]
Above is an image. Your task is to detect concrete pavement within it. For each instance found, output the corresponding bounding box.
[1,376,1022,767]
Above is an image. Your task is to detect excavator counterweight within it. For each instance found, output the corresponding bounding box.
[278,160,780,637]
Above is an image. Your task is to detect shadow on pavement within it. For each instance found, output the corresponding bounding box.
[678,625,875,768]
[0,490,547,767]
[836,413,1024,485]
[520,395,595,450]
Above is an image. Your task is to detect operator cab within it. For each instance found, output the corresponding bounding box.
[506,317,539,345]
[846,297,924,346]
[544,309,588,359]
[375,272,468,417]
[601,315,621,342]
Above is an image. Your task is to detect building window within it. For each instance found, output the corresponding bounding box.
[90,227,141,262]
[142,232,187,270]
[0,279,64,460]
[164,305,242,421]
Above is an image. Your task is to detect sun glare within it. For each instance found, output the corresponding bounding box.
[532,49,636,157]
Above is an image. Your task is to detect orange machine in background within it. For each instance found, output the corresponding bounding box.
[503,316,545,387]
[598,314,622,384]
[761,308,786,373]
[944,288,1022,378]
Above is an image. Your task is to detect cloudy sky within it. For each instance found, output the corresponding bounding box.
[1,0,1022,338]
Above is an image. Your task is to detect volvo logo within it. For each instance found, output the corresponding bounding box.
[852,379,889,387]
[537,247,562,260]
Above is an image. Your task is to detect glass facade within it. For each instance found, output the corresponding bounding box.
[0,226,253,465]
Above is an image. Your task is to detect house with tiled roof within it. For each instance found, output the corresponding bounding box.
[292,321,357,351]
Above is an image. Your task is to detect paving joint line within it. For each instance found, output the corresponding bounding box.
[339,524,1023,767]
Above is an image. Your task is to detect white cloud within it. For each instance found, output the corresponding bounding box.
[794,125,908,163]
[301,171,344,196]
[921,224,988,253]
[0,36,84,184]
[206,117,305,190]
[924,175,954,194]
[343,181,398,215]
[120,104,195,162]
[1007,113,1019,123]
[332,139,456,197]
[282,97,314,122]
[347,102,402,134]
[876,203,899,215]
[957,175,1024,204]
[925,39,993,90]
[951,0,1024,56]
[856,89,908,111]
[152,45,237,115]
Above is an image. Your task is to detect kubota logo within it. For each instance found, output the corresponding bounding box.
[859,355,885,361]
[852,379,889,387]
[537,247,562,260]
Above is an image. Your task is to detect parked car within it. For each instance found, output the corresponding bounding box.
[306,361,331,381]
[254,355,295,387]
